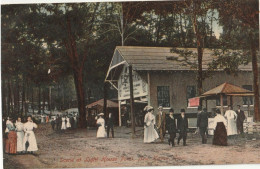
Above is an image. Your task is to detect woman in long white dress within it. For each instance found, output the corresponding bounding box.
[23,116,38,153]
[96,113,107,138]
[66,116,71,129]
[15,117,24,153]
[61,116,67,130]
[144,106,159,143]
[224,105,238,136]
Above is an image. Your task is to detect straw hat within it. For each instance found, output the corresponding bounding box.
[98,113,104,116]
[146,106,154,112]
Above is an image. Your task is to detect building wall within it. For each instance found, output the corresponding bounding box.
[148,71,254,114]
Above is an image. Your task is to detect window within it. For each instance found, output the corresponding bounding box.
[242,85,253,105]
[186,85,196,106]
[157,86,170,107]
[216,95,227,106]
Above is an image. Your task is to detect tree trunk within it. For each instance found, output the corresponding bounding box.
[62,80,65,110]
[179,13,186,47]
[210,9,214,48]
[48,86,51,111]
[21,78,25,116]
[191,1,203,96]
[120,3,124,46]
[9,78,14,116]
[155,14,162,45]
[32,87,34,114]
[43,87,46,114]
[177,14,182,46]
[73,71,86,128]
[250,32,260,122]
[25,81,29,116]
[13,78,19,115]
[7,78,11,116]
[65,15,86,128]
[2,78,7,116]
[38,85,41,114]
[57,83,61,109]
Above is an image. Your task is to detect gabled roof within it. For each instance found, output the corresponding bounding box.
[86,99,118,108]
[117,46,251,71]
[201,82,253,96]
[105,46,252,81]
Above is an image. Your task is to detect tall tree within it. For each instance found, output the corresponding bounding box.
[216,0,259,121]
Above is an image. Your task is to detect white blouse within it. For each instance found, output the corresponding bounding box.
[212,114,227,130]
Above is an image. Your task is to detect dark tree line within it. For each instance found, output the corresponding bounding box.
[1,0,259,127]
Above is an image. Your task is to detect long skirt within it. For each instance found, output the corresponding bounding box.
[17,131,24,152]
[61,122,66,130]
[5,131,17,154]
[227,119,238,136]
[97,126,107,138]
[213,122,227,146]
[66,121,71,128]
[144,125,159,143]
[23,131,38,152]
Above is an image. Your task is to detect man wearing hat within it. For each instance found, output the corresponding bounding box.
[166,108,177,147]
[197,106,209,144]
[236,105,246,134]
[107,112,114,138]
[156,106,166,142]
[177,109,188,146]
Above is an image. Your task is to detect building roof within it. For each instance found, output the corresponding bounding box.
[106,46,252,81]
[117,46,251,71]
[86,99,118,109]
[201,82,253,96]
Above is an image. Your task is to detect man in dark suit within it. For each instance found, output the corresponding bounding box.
[56,115,62,131]
[236,105,246,134]
[197,106,208,144]
[177,109,188,146]
[166,108,177,147]
[56,115,60,130]
[107,112,114,138]
[51,117,56,130]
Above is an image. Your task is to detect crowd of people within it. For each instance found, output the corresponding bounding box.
[143,104,246,147]
[50,114,78,131]
[2,104,246,156]
[3,116,38,155]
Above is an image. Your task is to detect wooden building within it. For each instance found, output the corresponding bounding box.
[105,46,254,127]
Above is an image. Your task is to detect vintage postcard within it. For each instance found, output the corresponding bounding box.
[1,0,260,169]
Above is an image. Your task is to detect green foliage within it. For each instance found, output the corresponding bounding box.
[2,1,256,111]
[208,49,251,75]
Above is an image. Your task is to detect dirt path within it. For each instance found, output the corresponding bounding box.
[3,123,260,168]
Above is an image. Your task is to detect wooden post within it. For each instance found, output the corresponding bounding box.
[206,98,208,111]
[119,100,121,126]
[147,72,151,106]
[129,65,135,138]
[220,94,224,115]
[103,82,107,119]
[230,96,233,109]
